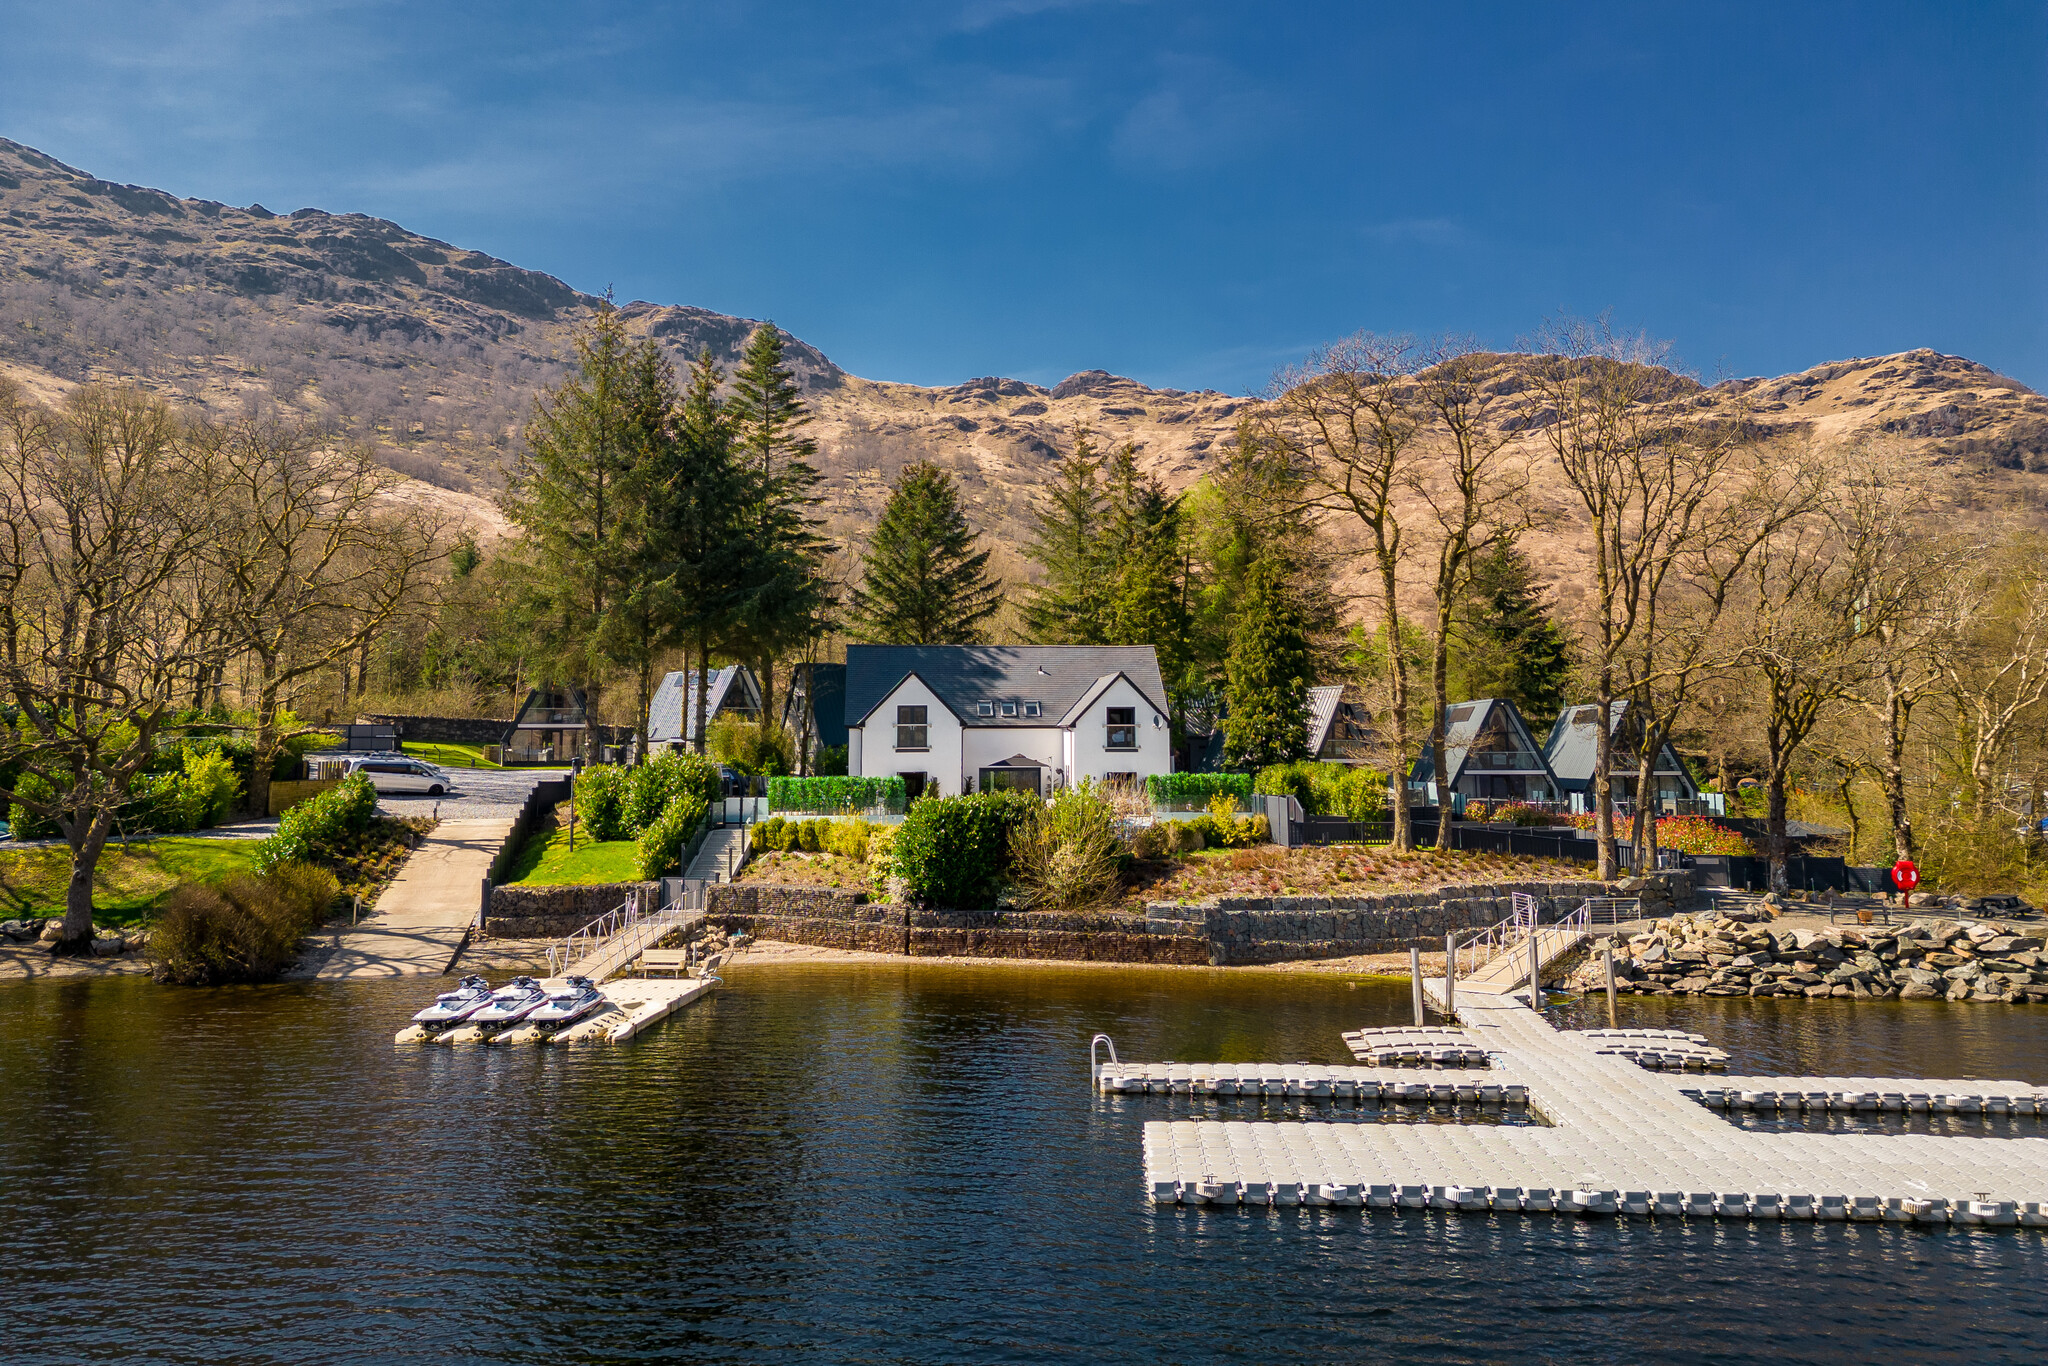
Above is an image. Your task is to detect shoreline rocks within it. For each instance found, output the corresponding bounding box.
[1573,910,2048,1004]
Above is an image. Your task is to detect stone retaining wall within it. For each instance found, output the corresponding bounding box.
[698,873,1693,966]
[485,881,654,939]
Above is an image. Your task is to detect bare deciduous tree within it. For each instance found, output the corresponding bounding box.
[0,382,224,950]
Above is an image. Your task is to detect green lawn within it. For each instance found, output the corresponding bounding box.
[405,742,502,770]
[0,837,266,927]
[501,827,641,886]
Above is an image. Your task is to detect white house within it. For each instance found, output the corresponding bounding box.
[844,645,1173,799]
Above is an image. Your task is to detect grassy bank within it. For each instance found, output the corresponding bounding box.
[404,742,501,770]
[502,826,640,886]
[0,838,266,927]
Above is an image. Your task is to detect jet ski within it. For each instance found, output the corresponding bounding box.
[411,974,495,1028]
[527,975,604,1029]
[466,975,549,1027]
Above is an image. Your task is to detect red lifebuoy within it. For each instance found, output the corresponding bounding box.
[1890,859,1919,891]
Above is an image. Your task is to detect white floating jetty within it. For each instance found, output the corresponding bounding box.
[1097,1062,1527,1106]
[1136,985,2048,1223]
[1673,1076,2047,1114]
[394,976,715,1046]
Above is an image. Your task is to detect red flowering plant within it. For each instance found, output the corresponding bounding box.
[1653,814,1755,856]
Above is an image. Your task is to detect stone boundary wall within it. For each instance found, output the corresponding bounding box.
[359,713,514,745]
[695,873,1693,966]
[485,881,654,939]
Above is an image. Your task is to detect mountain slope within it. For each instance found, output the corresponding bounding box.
[2,135,2043,589]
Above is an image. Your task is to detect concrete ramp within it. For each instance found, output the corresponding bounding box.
[311,819,509,980]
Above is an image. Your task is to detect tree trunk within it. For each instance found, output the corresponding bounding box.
[55,809,114,952]
[694,629,712,755]
[248,661,284,819]
[1594,675,1616,880]
[634,645,654,768]
[1633,741,1657,869]
[1879,677,1913,861]
[1429,629,1452,850]
[1766,764,1791,893]
[758,652,775,733]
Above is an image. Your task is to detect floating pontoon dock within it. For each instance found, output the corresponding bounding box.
[1130,986,2048,1224]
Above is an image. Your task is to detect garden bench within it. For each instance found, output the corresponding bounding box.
[638,949,692,977]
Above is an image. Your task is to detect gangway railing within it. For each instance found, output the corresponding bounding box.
[1448,895,1592,991]
[546,882,708,982]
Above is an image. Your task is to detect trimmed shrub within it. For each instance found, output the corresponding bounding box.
[1145,772,1253,809]
[1188,811,1269,850]
[624,751,723,834]
[1655,814,1755,856]
[7,771,61,839]
[575,763,632,842]
[754,815,791,853]
[1253,760,1389,819]
[256,773,377,873]
[1011,782,1125,911]
[180,748,243,828]
[635,794,710,880]
[892,790,1039,908]
[796,818,824,853]
[767,774,907,815]
[150,863,341,985]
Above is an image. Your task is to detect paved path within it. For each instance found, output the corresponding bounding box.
[685,825,746,883]
[308,819,510,980]
[1139,983,2048,1219]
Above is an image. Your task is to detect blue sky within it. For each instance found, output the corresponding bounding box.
[3,2,2042,392]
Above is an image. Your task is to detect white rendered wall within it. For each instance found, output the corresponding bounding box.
[855,676,962,796]
[1067,677,1171,784]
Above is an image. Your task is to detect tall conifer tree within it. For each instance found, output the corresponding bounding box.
[727,323,831,721]
[1021,426,1110,642]
[1452,539,1573,719]
[1222,558,1313,769]
[849,461,1002,644]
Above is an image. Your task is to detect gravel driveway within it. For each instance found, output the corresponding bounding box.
[372,765,569,822]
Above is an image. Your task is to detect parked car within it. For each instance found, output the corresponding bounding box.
[346,755,453,796]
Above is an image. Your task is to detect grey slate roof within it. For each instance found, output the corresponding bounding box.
[1541,700,1697,793]
[647,666,761,745]
[844,645,1168,729]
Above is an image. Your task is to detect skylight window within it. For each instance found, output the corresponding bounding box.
[978,701,994,716]
[1023,701,1041,718]
[1001,701,1018,717]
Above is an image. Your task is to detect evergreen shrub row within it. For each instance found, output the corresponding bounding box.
[635,794,711,880]
[753,815,875,860]
[1144,772,1253,808]
[1252,761,1389,820]
[767,775,907,815]
[574,751,723,844]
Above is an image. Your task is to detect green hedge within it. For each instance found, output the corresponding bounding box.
[255,773,377,873]
[768,774,907,815]
[573,764,632,842]
[1253,761,1389,819]
[625,751,723,833]
[1144,772,1253,808]
[892,790,1039,908]
[635,794,710,880]
[754,815,876,860]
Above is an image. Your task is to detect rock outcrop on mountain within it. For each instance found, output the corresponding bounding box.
[2,134,2043,582]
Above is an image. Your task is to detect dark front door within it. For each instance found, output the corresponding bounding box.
[901,771,927,802]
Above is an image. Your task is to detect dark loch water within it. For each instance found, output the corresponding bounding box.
[5,965,2048,1364]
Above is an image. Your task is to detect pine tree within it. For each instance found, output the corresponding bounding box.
[849,461,1002,644]
[503,297,651,730]
[1452,540,1574,720]
[1222,558,1313,769]
[647,349,757,752]
[1021,426,1110,642]
[726,323,831,721]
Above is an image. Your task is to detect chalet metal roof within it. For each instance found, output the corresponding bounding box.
[844,645,1167,729]
[1541,700,1696,791]
[1306,685,1344,754]
[647,666,760,745]
[1407,698,1553,787]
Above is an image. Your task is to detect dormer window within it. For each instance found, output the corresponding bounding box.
[1001,701,1018,717]
[978,701,994,717]
[1023,701,1041,718]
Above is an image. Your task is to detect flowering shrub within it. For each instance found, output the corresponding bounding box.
[1653,814,1755,856]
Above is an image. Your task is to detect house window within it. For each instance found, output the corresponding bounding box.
[1106,706,1137,750]
[1023,701,1041,717]
[978,701,994,716]
[1001,701,1018,717]
[1105,771,1137,787]
[896,705,928,750]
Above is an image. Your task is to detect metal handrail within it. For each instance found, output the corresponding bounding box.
[547,890,643,976]
[1449,893,1591,982]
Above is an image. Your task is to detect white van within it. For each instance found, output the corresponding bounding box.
[345,755,453,796]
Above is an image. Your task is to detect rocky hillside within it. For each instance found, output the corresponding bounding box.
[3,135,2044,592]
